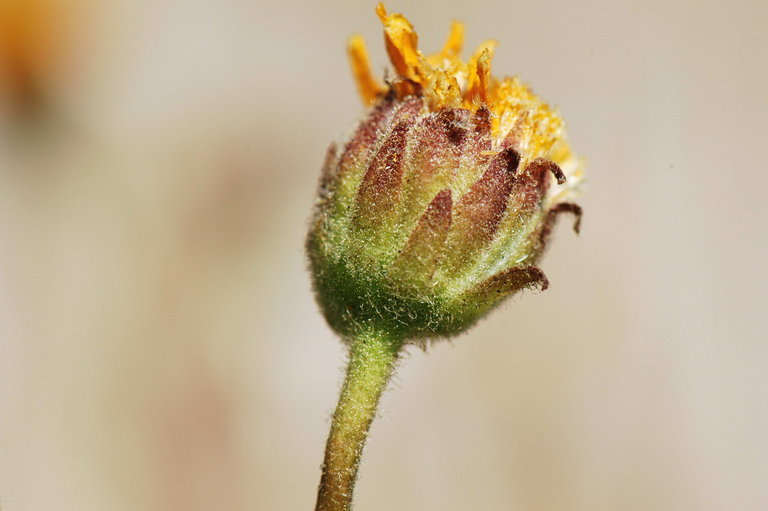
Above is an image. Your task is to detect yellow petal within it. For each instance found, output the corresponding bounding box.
[376,3,421,80]
[347,35,384,105]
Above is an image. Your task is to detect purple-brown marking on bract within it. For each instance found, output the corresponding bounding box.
[436,108,470,146]
[405,108,467,187]
[513,158,566,212]
[318,143,339,196]
[338,98,396,172]
[473,107,491,135]
[336,96,421,189]
[388,95,424,125]
[536,158,566,185]
[313,143,340,219]
[462,111,494,172]
[480,265,550,293]
[461,265,549,308]
[351,97,423,224]
[441,147,519,272]
[452,147,520,242]
[390,189,453,286]
[511,157,553,213]
[353,120,411,227]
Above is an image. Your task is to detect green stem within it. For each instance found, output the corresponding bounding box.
[315,327,404,511]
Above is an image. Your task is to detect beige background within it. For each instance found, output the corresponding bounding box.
[1,0,766,510]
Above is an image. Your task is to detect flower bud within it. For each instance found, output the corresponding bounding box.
[307,3,583,341]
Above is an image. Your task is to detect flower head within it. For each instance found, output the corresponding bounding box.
[307,4,583,341]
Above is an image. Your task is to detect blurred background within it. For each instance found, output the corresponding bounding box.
[1,0,766,510]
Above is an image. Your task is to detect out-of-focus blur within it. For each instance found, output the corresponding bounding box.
[0,0,766,510]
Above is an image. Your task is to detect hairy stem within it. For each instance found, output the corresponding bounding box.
[315,328,404,511]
